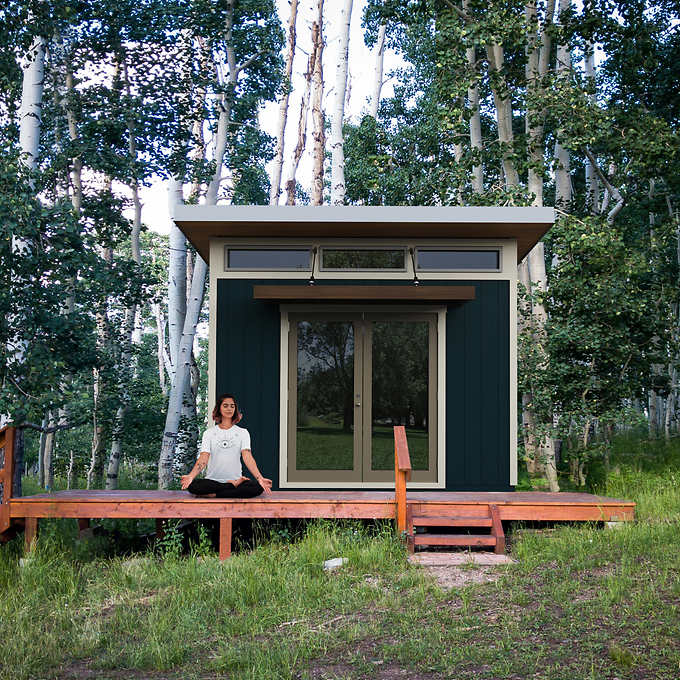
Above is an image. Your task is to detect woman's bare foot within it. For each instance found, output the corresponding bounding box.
[229,477,248,487]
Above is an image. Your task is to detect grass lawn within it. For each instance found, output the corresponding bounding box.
[296,420,429,471]
[0,438,678,679]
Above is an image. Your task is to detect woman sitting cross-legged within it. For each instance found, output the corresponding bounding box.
[181,393,272,498]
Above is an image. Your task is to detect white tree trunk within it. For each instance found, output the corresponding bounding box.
[524,0,555,207]
[311,0,325,206]
[158,257,208,488]
[87,247,112,489]
[154,302,169,397]
[167,178,186,380]
[583,41,599,213]
[369,23,386,118]
[330,0,353,206]
[106,306,135,490]
[270,0,298,205]
[18,36,46,171]
[3,35,46,435]
[285,30,316,205]
[43,415,55,491]
[554,0,572,207]
[485,44,519,188]
[159,4,258,486]
[462,0,483,193]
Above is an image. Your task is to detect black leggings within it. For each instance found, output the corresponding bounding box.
[187,478,264,498]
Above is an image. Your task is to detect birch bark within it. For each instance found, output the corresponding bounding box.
[525,0,555,207]
[270,0,298,205]
[553,0,572,209]
[369,24,386,118]
[461,0,483,193]
[167,178,186,381]
[285,30,316,204]
[310,0,326,206]
[583,42,599,213]
[330,0,353,205]
[485,44,519,188]
[18,36,46,172]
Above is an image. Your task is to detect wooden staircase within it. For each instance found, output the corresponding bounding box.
[406,504,505,554]
[393,426,506,555]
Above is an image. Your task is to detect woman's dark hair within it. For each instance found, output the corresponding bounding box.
[212,393,242,424]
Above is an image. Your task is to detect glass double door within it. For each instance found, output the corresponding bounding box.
[287,312,437,483]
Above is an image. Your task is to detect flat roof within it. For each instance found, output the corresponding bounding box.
[173,205,554,263]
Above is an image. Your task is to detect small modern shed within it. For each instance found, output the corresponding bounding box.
[174,205,554,493]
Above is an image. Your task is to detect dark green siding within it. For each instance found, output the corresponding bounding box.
[215,279,511,491]
[446,281,511,490]
[215,280,281,486]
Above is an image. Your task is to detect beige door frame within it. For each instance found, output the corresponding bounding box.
[287,310,438,484]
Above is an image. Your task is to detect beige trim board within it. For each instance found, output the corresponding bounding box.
[211,238,516,281]
[278,305,447,489]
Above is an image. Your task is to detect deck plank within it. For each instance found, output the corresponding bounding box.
[9,489,635,522]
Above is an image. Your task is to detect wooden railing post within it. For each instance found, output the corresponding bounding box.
[393,426,412,537]
[0,426,16,535]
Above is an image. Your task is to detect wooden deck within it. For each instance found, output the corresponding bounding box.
[0,425,635,559]
[8,489,635,559]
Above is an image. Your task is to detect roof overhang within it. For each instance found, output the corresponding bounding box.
[173,205,555,263]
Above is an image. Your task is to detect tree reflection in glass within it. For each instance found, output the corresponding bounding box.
[371,321,429,470]
[296,321,355,470]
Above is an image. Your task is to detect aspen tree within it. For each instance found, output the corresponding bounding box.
[270,0,299,205]
[158,0,283,487]
[4,34,46,491]
[330,0,353,205]
[286,17,317,205]
[369,23,386,118]
[310,0,325,206]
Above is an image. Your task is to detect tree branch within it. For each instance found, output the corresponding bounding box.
[582,148,624,223]
[235,49,271,78]
[443,0,471,23]
[19,419,88,434]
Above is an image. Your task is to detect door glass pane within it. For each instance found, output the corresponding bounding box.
[296,321,355,470]
[371,321,430,471]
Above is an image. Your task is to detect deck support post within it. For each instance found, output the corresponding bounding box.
[405,504,414,553]
[24,517,38,552]
[155,519,165,541]
[219,517,232,560]
[489,504,505,554]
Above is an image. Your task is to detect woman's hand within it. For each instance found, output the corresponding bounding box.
[257,477,273,495]
[180,474,194,490]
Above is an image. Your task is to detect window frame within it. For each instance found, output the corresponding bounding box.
[415,246,502,273]
[319,246,408,273]
[279,304,447,489]
[224,245,313,272]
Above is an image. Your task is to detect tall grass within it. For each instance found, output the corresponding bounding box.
[1,435,679,679]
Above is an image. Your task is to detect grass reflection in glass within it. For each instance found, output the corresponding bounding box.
[296,418,353,470]
[371,426,428,470]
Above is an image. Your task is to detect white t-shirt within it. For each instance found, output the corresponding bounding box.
[199,424,251,483]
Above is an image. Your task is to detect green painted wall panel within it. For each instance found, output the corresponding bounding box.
[216,279,511,491]
[445,281,510,490]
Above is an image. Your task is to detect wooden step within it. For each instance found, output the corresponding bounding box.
[412,515,492,528]
[413,533,497,547]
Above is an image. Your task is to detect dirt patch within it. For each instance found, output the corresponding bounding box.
[54,660,184,679]
[421,565,503,589]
